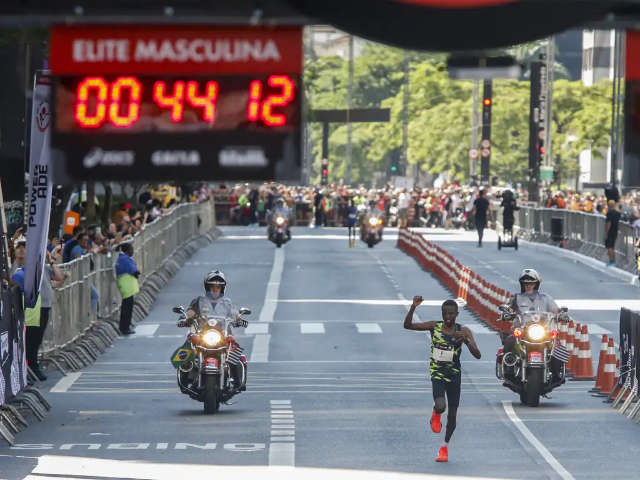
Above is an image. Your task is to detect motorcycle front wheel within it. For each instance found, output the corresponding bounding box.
[203,376,220,414]
[526,369,544,407]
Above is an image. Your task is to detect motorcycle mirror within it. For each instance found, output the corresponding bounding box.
[173,306,185,314]
[239,307,252,315]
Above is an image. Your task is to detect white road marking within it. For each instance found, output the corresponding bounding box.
[132,324,159,336]
[95,360,496,364]
[277,299,443,306]
[300,323,325,334]
[502,401,575,480]
[259,248,284,322]
[223,235,399,240]
[246,324,270,335]
[250,334,271,363]
[556,299,637,311]
[356,323,382,333]
[583,324,612,335]
[50,372,82,393]
[269,400,295,467]
[25,456,513,479]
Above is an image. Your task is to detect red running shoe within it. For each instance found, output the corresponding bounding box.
[430,410,442,434]
[436,445,448,462]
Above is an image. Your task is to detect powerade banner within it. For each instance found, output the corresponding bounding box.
[0,286,27,406]
[24,71,53,308]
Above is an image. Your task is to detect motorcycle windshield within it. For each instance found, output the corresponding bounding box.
[202,315,229,332]
[515,312,557,331]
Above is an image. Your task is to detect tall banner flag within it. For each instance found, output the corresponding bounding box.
[24,71,53,308]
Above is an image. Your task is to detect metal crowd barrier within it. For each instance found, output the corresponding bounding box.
[42,200,216,355]
[489,204,637,273]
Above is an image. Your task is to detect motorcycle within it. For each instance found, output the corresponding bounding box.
[268,215,290,248]
[495,306,570,407]
[172,305,251,414]
[361,216,383,248]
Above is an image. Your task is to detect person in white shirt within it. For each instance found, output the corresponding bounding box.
[397,189,410,229]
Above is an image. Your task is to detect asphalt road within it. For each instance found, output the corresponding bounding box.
[1,226,638,480]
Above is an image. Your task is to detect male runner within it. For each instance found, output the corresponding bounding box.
[403,296,482,462]
[347,199,358,247]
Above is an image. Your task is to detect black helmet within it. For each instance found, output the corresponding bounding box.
[203,270,227,295]
[519,269,541,293]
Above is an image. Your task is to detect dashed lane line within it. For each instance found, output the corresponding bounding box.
[269,400,295,466]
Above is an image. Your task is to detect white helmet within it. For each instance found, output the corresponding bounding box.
[519,269,541,293]
[203,270,227,295]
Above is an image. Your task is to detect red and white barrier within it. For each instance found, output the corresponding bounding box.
[398,229,513,333]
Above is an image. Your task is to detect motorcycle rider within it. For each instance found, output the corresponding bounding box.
[177,270,249,392]
[267,197,292,240]
[362,199,384,239]
[500,269,565,383]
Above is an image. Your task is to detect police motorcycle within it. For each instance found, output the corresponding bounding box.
[495,306,570,407]
[268,213,290,248]
[172,305,251,414]
[361,215,383,248]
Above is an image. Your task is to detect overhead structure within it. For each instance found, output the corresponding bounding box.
[280,0,615,51]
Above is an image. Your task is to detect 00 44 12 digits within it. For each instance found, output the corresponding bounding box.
[53,74,298,133]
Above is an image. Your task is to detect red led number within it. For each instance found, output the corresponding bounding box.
[154,81,185,122]
[76,76,141,128]
[186,82,218,122]
[75,75,295,128]
[248,75,295,126]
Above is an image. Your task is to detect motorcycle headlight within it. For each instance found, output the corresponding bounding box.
[527,324,546,341]
[202,330,223,346]
[369,217,378,226]
[276,217,284,225]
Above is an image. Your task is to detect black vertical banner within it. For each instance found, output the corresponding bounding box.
[620,308,632,388]
[528,61,542,203]
[480,80,492,184]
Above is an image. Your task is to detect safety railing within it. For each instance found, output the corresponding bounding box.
[42,200,216,354]
[490,204,637,273]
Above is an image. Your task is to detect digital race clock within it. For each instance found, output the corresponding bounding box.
[49,25,303,183]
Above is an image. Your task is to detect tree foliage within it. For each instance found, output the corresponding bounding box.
[307,41,613,185]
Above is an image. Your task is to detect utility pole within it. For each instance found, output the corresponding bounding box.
[402,50,410,178]
[470,80,480,181]
[543,37,555,180]
[346,34,354,185]
[610,29,623,187]
[304,26,315,186]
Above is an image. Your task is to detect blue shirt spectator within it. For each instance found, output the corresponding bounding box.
[115,251,139,278]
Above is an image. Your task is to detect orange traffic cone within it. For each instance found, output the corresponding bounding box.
[571,325,595,380]
[558,321,568,348]
[593,341,617,398]
[589,335,608,393]
[565,321,576,373]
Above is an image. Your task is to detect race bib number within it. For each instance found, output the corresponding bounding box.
[433,346,454,363]
[348,213,357,219]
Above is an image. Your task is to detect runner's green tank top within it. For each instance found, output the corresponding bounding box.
[429,321,463,382]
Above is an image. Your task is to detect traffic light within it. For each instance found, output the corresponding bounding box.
[483,98,491,107]
[321,158,328,185]
[540,146,545,155]
[391,166,397,172]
